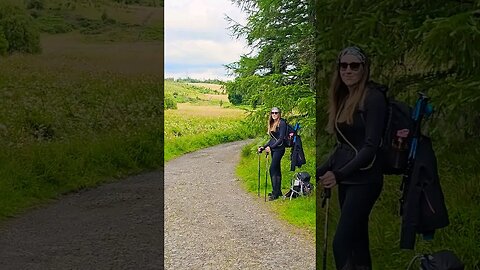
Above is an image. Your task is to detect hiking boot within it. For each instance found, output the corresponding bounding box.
[268,194,279,201]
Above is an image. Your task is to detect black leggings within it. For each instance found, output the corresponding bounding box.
[269,149,285,178]
[333,182,383,269]
[269,149,285,197]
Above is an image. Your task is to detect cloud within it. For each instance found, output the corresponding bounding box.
[164,0,249,80]
[165,39,245,65]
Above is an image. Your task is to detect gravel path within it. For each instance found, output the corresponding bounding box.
[165,140,315,269]
[0,171,163,269]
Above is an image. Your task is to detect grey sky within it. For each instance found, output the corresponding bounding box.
[164,0,249,81]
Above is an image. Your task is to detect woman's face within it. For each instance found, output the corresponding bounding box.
[339,54,364,88]
[271,111,279,120]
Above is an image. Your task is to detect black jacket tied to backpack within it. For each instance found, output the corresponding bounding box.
[400,136,449,250]
[290,134,306,171]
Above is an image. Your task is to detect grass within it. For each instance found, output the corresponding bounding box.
[164,81,254,161]
[0,0,163,221]
[29,0,163,42]
[315,136,480,269]
[235,137,316,235]
[0,56,162,219]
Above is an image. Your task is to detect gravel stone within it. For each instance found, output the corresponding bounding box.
[165,140,315,270]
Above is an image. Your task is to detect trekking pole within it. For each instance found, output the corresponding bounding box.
[399,93,432,215]
[257,151,261,197]
[265,152,269,202]
[321,188,331,270]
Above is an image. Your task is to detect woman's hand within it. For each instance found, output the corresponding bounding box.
[257,146,264,153]
[320,171,337,188]
[265,146,271,153]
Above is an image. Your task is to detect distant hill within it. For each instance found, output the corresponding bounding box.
[25,0,163,42]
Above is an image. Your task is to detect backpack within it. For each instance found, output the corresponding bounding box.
[372,83,415,175]
[284,172,313,200]
[338,83,416,175]
[407,250,464,270]
[284,122,299,148]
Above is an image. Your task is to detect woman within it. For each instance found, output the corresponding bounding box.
[258,107,287,201]
[317,46,387,270]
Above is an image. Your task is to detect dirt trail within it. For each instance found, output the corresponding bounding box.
[0,140,315,269]
[0,172,163,270]
[164,140,315,269]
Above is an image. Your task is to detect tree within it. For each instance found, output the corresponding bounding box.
[313,0,480,142]
[226,0,316,135]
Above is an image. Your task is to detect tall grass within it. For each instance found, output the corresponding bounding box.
[164,103,254,162]
[0,55,162,220]
[236,137,316,234]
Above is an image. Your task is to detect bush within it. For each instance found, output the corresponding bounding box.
[164,94,177,110]
[0,2,41,54]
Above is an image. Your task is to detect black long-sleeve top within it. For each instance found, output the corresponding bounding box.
[263,118,287,151]
[317,85,387,184]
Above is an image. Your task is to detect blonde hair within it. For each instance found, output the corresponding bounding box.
[267,111,282,134]
[326,63,370,134]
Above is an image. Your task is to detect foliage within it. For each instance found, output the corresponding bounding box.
[164,93,177,110]
[226,0,316,137]
[313,1,480,268]
[313,0,480,144]
[0,2,41,54]
[176,77,226,85]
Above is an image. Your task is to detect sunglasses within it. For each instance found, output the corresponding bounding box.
[271,112,279,115]
[339,62,363,71]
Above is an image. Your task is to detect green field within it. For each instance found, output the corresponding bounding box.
[164,81,254,161]
[0,0,162,219]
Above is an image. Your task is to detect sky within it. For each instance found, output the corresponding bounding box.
[164,0,249,81]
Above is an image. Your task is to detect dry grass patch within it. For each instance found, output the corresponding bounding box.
[168,103,246,118]
[188,83,225,92]
[201,94,229,102]
[30,33,162,76]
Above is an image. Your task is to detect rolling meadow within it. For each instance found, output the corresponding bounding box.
[164,80,253,162]
[0,0,162,219]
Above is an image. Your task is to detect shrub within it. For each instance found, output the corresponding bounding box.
[164,94,177,110]
[0,2,41,54]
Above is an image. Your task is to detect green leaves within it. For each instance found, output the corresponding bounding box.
[227,0,315,135]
